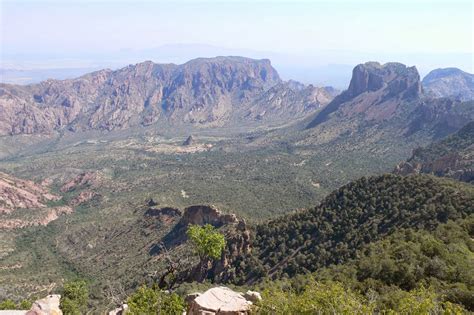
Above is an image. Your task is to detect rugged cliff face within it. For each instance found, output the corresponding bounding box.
[306,62,473,141]
[347,62,422,99]
[307,62,423,127]
[0,57,333,135]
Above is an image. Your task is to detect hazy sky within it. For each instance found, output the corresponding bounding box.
[0,0,473,83]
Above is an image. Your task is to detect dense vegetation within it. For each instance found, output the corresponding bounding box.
[229,174,473,284]
[255,278,465,314]
[409,121,473,164]
[0,124,472,312]
[113,216,474,313]
[315,216,474,310]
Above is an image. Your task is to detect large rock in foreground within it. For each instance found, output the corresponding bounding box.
[27,295,62,315]
[0,295,62,315]
[187,287,258,315]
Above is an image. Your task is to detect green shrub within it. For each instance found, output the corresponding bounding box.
[0,299,17,310]
[19,299,32,309]
[126,285,185,315]
[256,279,374,314]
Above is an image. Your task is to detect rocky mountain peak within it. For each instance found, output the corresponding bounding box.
[347,61,422,99]
[178,56,280,91]
[307,61,425,128]
[423,67,468,83]
[422,67,474,101]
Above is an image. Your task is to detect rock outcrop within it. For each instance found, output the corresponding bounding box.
[183,135,194,146]
[210,219,252,283]
[148,204,252,284]
[60,171,101,193]
[0,295,63,315]
[0,57,334,135]
[179,205,239,227]
[161,205,240,248]
[27,294,62,315]
[186,287,258,315]
[308,62,423,128]
[423,68,474,101]
[145,206,182,224]
[108,303,128,315]
[0,172,61,214]
[306,62,473,142]
[394,121,474,183]
[347,62,422,99]
[0,172,72,229]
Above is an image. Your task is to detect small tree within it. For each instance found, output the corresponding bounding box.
[60,279,89,315]
[186,224,226,261]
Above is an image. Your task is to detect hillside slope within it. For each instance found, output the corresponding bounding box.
[257,216,474,312]
[227,174,474,284]
[305,62,473,142]
[394,120,474,183]
[0,172,71,229]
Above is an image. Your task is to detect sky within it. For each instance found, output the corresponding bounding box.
[0,0,473,85]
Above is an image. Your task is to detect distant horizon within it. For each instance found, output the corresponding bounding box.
[1,0,472,86]
[1,46,472,88]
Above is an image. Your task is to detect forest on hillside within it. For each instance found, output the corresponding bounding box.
[227,175,473,285]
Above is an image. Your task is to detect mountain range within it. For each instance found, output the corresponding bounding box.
[2,57,473,140]
[0,56,473,312]
[0,57,333,136]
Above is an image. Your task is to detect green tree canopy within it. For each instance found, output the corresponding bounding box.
[186,224,226,260]
[60,279,89,315]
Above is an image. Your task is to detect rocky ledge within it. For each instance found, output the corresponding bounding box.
[186,287,261,315]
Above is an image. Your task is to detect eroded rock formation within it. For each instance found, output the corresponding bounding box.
[0,172,72,229]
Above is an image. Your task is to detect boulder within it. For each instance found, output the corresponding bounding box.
[186,287,256,315]
[26,294,62,315]
[108,303,128,315]
[183,135,195,146]
[243,291,262,303]
[146,198,158,207]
